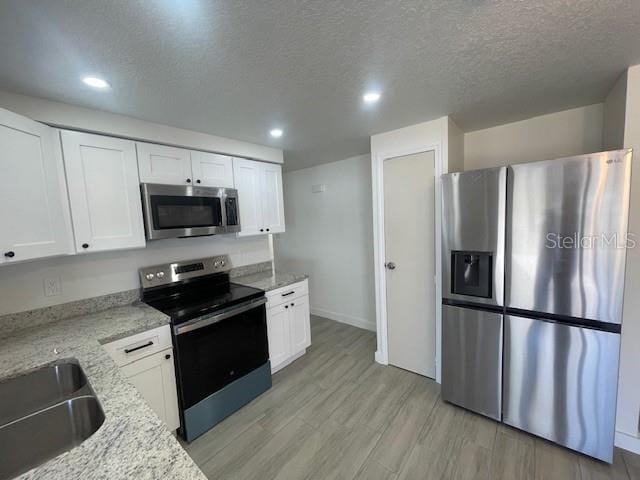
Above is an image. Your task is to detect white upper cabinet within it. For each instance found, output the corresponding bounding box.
[0,108,73,265]
[191,151,234,188]
[61,131,146,253]
[233,158,263,236]
[138,143,235,189]
[233,158,285,236]
[261,162,285,234]
[137,142,192,185]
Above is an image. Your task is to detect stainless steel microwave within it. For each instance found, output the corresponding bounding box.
[141,183,241,240]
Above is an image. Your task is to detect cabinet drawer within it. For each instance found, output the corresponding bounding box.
[103,324,172,367]
[266,280,308,309]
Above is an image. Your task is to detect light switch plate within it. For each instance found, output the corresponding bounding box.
[44,276,62,297]
[312,184,326,193]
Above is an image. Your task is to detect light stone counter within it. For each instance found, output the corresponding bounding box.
[0,303,206,480]
[232,270,308,292]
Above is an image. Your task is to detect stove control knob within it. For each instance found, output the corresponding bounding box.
[156,271,165,279]
[214,260,221,268]
[220,259,226,267]
[145,273,155,281]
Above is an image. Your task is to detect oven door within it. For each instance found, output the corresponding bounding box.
[141,183,238,239]
[172,297,269,410]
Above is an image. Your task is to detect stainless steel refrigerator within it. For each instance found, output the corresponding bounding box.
[441,150,632,463]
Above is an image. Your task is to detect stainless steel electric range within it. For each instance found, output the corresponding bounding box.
[140,255,271,442]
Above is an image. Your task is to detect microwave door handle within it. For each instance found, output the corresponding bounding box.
[174,297,267,335]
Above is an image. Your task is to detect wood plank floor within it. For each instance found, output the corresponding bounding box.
[182,316,640,480]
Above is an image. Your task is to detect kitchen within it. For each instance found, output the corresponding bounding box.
[1,2,640,480]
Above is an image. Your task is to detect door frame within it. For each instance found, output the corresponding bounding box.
[372,142,444,382]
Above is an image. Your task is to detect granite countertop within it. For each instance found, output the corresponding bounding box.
[232,270,308,292]
[0,303,206,480]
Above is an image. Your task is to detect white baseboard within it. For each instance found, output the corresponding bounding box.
[310,306,376,332]
[374,350,388,365]
[615,430,640,454]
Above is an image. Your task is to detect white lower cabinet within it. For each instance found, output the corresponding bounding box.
[266,304,292,369]
[103,325,180,431]
[266,280,311,373]
[121,348,180,432]
[289,296,311,353]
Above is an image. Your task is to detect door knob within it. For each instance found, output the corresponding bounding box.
[385,262,396,270]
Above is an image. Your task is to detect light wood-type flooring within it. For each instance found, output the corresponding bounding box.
[183,316,640,480]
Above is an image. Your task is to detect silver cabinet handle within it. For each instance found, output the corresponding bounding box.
[385,262,396,270]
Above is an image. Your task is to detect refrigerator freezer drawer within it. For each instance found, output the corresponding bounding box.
[442,304,502,420]
[503,314,620,463]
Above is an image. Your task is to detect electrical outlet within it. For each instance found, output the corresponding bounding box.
[44,276,62,297]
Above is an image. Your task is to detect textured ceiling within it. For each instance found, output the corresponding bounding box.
[1,1,639,170]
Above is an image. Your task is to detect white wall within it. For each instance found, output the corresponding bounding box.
[603,73,628,151]
[464,104,603,170]
[616,65,640,453]
[447,117,465,173]
[0,235,271,316]
[274,155,376,331]
[0,90,283,163]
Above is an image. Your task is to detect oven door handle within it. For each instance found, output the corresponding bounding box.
[173,297,267,335]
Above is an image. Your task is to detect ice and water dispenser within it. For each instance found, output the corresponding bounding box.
[450,251,492,298]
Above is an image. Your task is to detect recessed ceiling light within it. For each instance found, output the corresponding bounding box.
[363,91,381,104]
[82,76,110,89]
[270,128,283,138]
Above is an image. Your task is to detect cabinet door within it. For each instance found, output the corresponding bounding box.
[121,348,180,431]
[233,158,263,236]
[266,304,291,372]
[137,142,192,185]
[191,151,234,188]
[260,162,286,233]
[289,295,311,354]
[0,109,73,264]
[61,131,145,253]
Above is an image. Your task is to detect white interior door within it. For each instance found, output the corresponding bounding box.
[384,151,436,378]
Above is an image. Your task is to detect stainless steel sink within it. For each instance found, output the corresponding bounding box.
[0,362,105,480]
[0,362,88,425]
